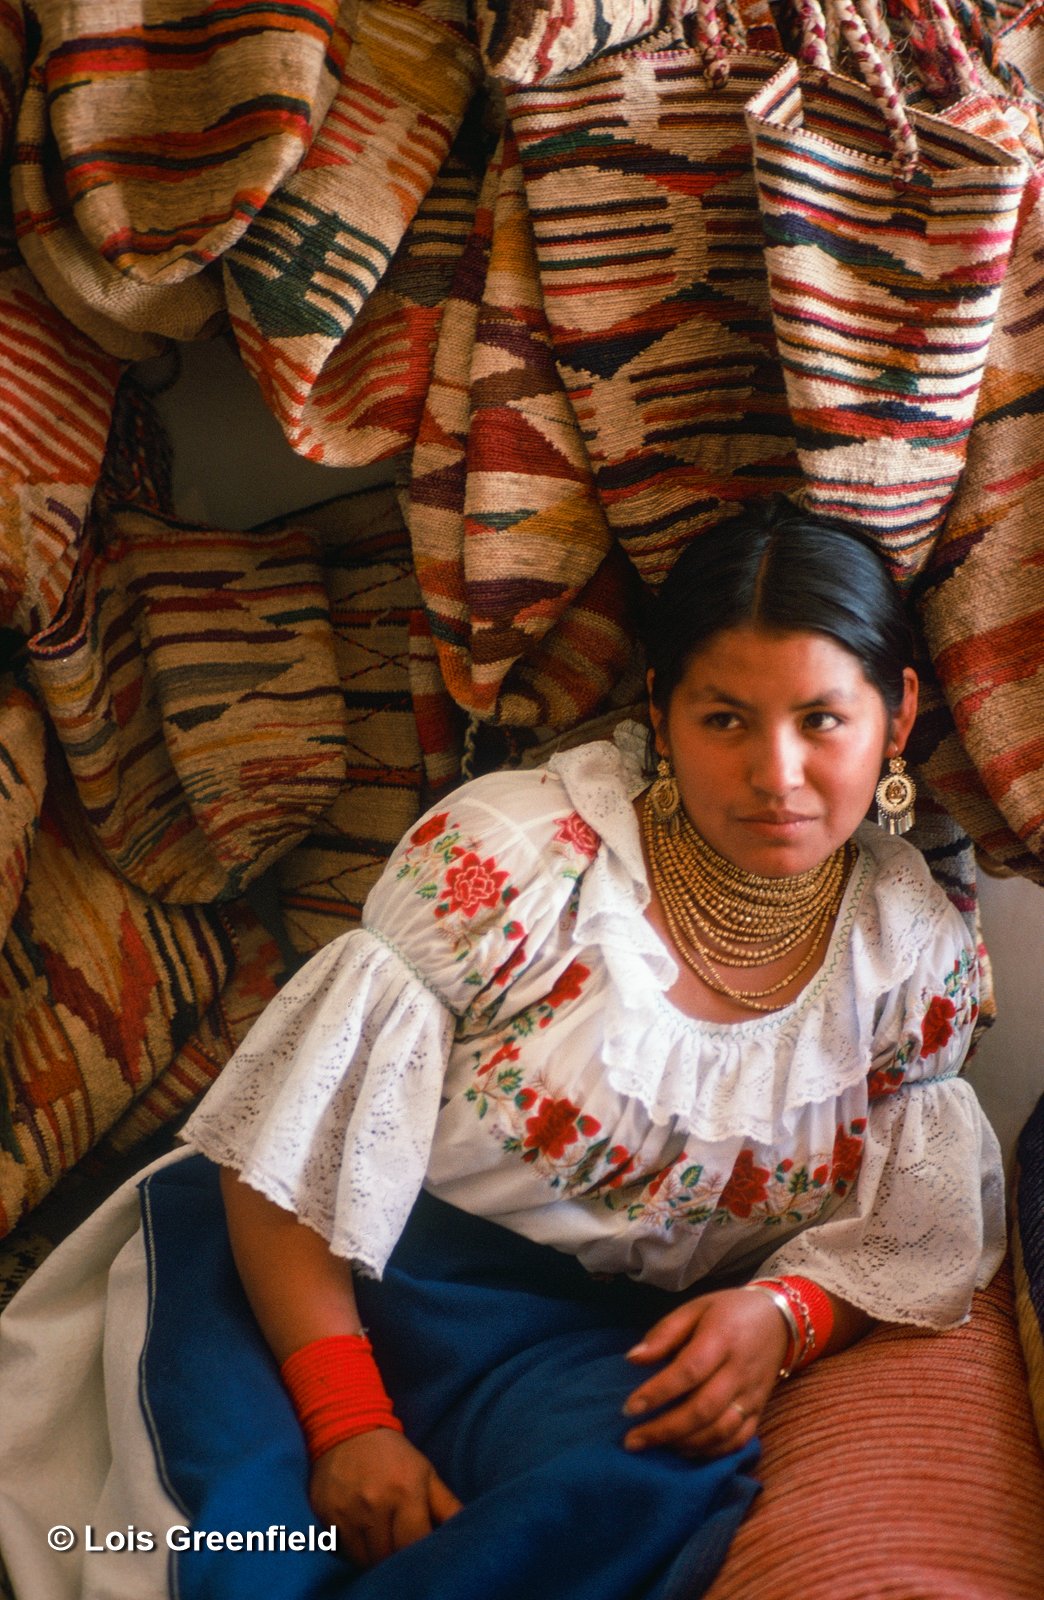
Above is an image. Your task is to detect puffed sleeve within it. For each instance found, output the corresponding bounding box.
[757,901,1006,1328]
[182,769,589,1277]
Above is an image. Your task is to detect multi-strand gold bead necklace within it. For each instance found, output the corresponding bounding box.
[641,795,853,1013]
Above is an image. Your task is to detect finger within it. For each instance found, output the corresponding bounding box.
[623,1336,727,1419]
[626,1301,706,1365]
[339,1521,371,1570]
[624,1370,745,1451]
[678,1405,758,1459]
[428,1472,464,1525]
[391,1494,436,1553]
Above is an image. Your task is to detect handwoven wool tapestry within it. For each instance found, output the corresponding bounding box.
[0,258,123,636]
[270,488,428,956]
[224,0,481,462]
[101,899,284,1156]
[503,41,805,586]
[231,120,484,467]
[915,93,1044,879]
[11,0,342,358]
[0,680,45,953]
[745,60,1028,576]
[0,739,236,1235]
[27,501,348,904]
[476,0,679,82]
[1014,1092,1044,1454]
[408,123,636,727]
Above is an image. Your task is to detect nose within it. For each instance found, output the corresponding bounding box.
[749,726,804,799]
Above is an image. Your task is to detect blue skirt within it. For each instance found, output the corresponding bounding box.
[139,1156,760,1600]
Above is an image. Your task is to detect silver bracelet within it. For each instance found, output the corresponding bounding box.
[740,1283,803,1378]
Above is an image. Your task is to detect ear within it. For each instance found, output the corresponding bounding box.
[887,667,919,757]
[646,668,669,756]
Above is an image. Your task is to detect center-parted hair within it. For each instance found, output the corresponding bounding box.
[643,496,916,719]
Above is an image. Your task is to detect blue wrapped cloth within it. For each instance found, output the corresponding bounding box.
[139,1156,760,1600]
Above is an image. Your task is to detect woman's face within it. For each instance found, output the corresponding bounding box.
[648,624,918,878]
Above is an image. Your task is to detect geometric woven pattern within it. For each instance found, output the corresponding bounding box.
[0,744,235,1235]
[506,46,804,587]
[918,144,1044,882]
[11,1,341,357]
[1014,1093,1044,1456]
[226,0,481,463]
[408,125,636,726]
[746,63,1028,577]
[275,489,427,955]
[28,503,347,903]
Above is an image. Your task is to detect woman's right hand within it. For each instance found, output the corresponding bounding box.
[309,1427,463,1567]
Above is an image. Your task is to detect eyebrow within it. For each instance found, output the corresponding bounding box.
[692,685,858,709]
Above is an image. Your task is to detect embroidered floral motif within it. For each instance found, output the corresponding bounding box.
[718,1149,771,1219]
[439,852,510,919]
[551,812,601,872]
[395,815,525,983]
[538,960,591,1025]
[827,1118,866,1196]
[521,1095,601,1161]
[869,947,978,1096]
[921,994,956,1056]
[608,1153,722,1231]
[410,812,450,848]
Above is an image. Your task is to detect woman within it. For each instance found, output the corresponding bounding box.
[0,497,1004,1600]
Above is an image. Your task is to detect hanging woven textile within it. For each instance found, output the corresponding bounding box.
[0,741,237,1232]
[225,0,483,465]
[8,0,335,355]
[28,499,348,903]
[744,0,1029,578]
[273,487,427,956]
[914,13,1044,881]
[408,121,637,728]
[502,20,804,586]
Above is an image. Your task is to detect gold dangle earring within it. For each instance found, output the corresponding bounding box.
[875,755,916,835]
[649,754,681,833]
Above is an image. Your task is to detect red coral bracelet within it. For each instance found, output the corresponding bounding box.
[280,1333,403,1462]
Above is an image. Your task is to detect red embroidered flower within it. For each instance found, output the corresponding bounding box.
[538,961,591,1024]
[553,813,600,859]
[830,1121,866,1193]
[604,1144,636,1188]
[476,1039,520,1078]
[718,1149,771,1219]
[646,1154,685,1200]
[920,994,957,1058]
[410,812,450,848]
[440,852,509,918]
[867,1063,905,1099]
[494,941,529,986]
[523,1096,599,1160]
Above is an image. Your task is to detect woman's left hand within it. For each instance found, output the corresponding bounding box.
[621,1288,789,1456]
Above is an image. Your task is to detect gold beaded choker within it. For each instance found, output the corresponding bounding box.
[641,792,853,1013]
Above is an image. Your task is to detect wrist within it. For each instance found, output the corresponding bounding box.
[280,1333,403,1462]
[740,1275,835,1377]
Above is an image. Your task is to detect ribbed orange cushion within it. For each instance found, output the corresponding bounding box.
[706,1259,1044,1600]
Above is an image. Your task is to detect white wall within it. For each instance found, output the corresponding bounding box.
[967,873,1044,1172]
[147,337,1044,1168]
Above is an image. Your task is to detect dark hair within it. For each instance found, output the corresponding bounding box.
[643,496,916,719]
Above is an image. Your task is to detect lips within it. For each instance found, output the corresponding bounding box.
[740,812,814,825]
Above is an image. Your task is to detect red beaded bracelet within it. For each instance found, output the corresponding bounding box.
[741,1274,835,1377]
[280,1333,403,1462]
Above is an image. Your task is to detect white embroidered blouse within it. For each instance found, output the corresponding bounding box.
[184,726,1005,1328]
